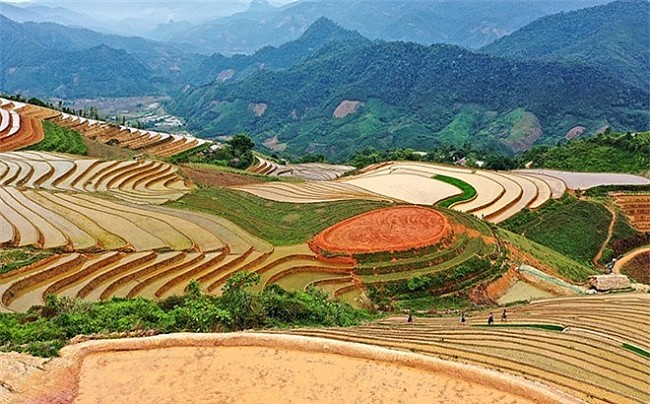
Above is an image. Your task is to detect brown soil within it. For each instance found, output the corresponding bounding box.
[250,103,267,117]
[333,100,363,118]
[1,333,573,404]
[179,165,263,187]
[310,206,451,254]
[262,135,287,152]
[618,250,650,284]
[564,126,586,140]
[612,193,650,232]
[83,137,135,160]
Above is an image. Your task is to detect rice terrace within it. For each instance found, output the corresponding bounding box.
[0,94,648,403]
[0,1,649,401]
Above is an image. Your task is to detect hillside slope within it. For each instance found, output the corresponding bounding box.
[0,15,204,97]
[170,36,649,159]
[482,0,650,90]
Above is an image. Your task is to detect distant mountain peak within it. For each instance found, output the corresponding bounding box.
[305,17,343,34]
[247,0,274,12]
[299,16,363,43]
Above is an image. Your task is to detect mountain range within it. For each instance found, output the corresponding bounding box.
[168,1,649,159]
[482,0,649,90]
[1,0,648,158]
[0,15,205,98]
[149,0,611,54]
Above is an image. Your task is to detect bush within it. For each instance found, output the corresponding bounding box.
[0,275,370,357]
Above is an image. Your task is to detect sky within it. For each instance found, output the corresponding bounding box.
[1,0,300,23]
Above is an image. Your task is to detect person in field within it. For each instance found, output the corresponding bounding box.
[502,309,508,322]
[407,310,413,323]
[488,313,494,325]
[460,312,466,324]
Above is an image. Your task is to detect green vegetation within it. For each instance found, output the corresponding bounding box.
[584,184,650,198]
[622,343,650,359]
[498,229,597,282]
[482,0,649,89]
[367,256,504,310]
[500,196,611,264]
[27,120,88,155]
[168,188,391,245]
[473,324,565,331]
[435,175,477,208]
[169,134,255,170]
[0,274,370,357]
[0,249,52,276]
[183,162,302,183]
[170,27,648,160]
[521,131,650,174]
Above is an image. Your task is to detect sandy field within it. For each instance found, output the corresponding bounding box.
[310,206,451,254]
[343,173,461,205]
[0,333,574,404]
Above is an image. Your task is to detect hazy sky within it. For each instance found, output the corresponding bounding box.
[1,0,300,23]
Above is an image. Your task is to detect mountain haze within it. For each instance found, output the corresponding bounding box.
[0,15,205,98]
[150,0,610,54]
[189,17,367,85]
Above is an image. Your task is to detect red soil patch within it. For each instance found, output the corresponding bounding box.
[310,206,451,255]
[179,165,263,187]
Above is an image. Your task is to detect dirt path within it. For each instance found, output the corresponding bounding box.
[593,203,616,265]
[613,245,650,274]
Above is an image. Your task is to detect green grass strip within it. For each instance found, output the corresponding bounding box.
[168,188,391,245]
[472,323,565,331]
[622,343,650,358]
[27,120,88,155]
[435,175,477,208]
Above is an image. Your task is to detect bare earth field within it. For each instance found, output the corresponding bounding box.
[1,333,573,404]
[180,164,264,187]
[310,206,451,254]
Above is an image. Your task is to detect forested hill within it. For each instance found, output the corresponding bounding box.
[521,131,650,174]
[481,0,650,90]
[0,15,203,98]
[169,37,649,160]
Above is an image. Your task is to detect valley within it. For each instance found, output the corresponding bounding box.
[0,1,648,403]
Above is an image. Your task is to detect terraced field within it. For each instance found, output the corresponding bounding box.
[0,99,60,151]
[0,186,499,311]
[516,169,650,190]
[47,111,209,158]
[286,294,650,404]
[248,156,354,180]
[238,161,650,224]
[0,238,362,312]
[613,193,650,232]
[231,180,394,203]
[0,151,190,204]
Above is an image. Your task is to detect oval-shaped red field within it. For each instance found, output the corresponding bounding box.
[311,206,451,254]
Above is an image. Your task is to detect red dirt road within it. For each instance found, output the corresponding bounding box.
[311,206,451,254]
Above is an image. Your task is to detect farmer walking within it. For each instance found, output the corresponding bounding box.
[460,312,466,324]
[488,312,494,325]
[407,310,413,323]
[501,309,508,322]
